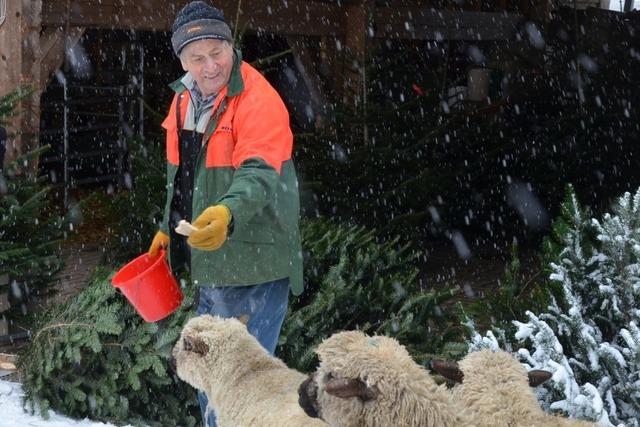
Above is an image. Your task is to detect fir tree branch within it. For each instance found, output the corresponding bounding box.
[33,322,95,341]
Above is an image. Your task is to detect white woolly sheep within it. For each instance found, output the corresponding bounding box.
[297,330,474,427]
[431,349,597,427]
[172,314,327,427]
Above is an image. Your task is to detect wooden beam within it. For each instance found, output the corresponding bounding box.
[40,0,520,41]
[42,0,344,36]
[39,27,85,88]
[373,8,521,41]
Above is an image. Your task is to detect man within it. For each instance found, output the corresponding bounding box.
[147,2,303,425]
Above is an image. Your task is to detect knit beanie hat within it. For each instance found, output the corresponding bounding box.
[171,1,233,56]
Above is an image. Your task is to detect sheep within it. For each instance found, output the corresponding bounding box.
[297,330,474,427]
[431,349,597,427]
[172,314,327,427]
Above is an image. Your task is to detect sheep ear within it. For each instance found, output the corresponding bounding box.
[235,314,250,326]
[431,360,464,383]
[528,370,552,387]
[325,378,377,401]
[182,335,209,356]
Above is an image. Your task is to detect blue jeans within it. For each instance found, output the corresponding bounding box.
[195,278,290,427]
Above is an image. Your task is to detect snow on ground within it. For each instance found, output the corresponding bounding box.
[0,379,132,427]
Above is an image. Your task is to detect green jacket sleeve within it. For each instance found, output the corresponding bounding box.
[216,157,278,227]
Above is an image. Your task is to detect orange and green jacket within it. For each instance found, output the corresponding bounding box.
[160,50,303,295]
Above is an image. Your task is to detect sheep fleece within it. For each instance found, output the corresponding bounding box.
[454,349,597,427]
[173,315,327,427]
[313,330,473,427]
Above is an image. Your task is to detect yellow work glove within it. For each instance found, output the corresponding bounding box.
[188,205,232,251]
[148,230,170,258]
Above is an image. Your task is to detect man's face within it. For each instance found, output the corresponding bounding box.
[180,38,234,98]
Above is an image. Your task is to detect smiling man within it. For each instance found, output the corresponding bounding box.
[146,2,303,426]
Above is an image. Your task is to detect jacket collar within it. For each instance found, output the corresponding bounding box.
[169,48,244,97]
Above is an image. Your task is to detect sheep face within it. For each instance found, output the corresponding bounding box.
[172,315,246,392]
[299,370,374,426]
[300,331,459,427]
[298,373,320,418]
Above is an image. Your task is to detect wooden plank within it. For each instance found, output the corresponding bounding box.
[0,291,9,313]
[0,362,16,371]
[0,353,16,364]
[0,353,17,371]
[373,8,521,40]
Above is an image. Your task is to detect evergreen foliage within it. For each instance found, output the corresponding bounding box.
[462,207,570,333]
[461,243,542,333]
[0,88,66,322]
[467,185,640,426]
[295,13,640,250]
[18,269,199,426]
[68,135,165,266]
[0,168,66,317]
[103,136,166,265]
[279,218,462,372]
[0,88,24,125]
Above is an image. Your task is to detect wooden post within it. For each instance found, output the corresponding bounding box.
[341,0,374,144]
[0,274,9,336]
[0,1,83,173]
[0,0,43,172]
[318,35,343,112]
[286,36,331,131]
[0,0,26,170]
[0,1,22,96]
[342,0,373,110]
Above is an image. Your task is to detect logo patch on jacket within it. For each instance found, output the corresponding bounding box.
[219,125,233,132]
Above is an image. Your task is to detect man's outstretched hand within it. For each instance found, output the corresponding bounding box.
[187,205,231,251]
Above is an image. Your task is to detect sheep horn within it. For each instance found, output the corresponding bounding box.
[324,378,377,401]
[431,360,464,383]
[528,370,552,387]
[182,335,209,356]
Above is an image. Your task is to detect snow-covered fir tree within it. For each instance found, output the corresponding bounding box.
[468,186,640,427]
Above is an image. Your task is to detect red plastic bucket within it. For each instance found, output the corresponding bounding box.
[112,250,183,322]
